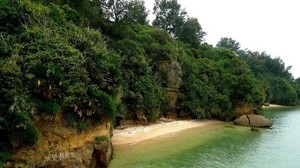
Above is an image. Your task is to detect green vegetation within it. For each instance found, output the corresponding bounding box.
[0,0,120,161]
[153,0,205,47]
[1,0,300,164]
[217,37,300,105]
[178,45,264,120]
[95,135,108,143]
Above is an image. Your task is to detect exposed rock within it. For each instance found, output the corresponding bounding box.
[166,61,182,113]
[233,103,254,118]
[178,110,192,119]
[10,136,21,149]
[166,90,179,111]
[233,115,273,128]
[135,110,148,124]
[5,113,113,168]
[166,61,183,90]
[158,61,182,115]
[164,110,178,119]
[90,141,113,168]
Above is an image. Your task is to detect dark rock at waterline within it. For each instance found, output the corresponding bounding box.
[233,115,273,128]
[90,141,113,168]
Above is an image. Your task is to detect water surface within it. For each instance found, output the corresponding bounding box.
[110,107,300,168]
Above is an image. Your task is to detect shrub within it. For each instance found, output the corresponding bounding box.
[77,121,87,131]
[0,150,11,167]
[89,85,117,119]
[63,109,76,126]
[38,100,61,115]
[95,135,108,143]
[16,124,38,147]
[9,112,39,147]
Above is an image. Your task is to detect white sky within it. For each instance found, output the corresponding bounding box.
[144,0,300,79]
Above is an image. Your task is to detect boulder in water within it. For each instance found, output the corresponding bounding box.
[233,115,272,128]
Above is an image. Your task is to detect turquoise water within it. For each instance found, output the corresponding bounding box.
[110,107,300,168]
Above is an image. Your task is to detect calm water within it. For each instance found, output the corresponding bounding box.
[110,107,300,168]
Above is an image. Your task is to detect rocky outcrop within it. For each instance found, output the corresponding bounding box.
[4,113,113,168]
[233,115,273,128]
[122,60,183,124]
[90,141,113,168]
[165,61,183,90]
[233,103,254,118]
[158,60,183,117]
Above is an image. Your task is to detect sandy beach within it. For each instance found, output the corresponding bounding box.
[112,119,224,145]
[263,104,286,108]
[112,104,287,145]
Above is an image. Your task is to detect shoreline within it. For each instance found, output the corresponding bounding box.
[112,119,224,145]
[112,104,288,145]
[262,104,287,109]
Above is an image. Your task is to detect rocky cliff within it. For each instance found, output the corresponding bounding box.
[4,113,113,168]
[159,60,183,118]
[233,103,254,118]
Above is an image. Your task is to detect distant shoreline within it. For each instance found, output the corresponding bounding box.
[112,120,224,145]
[262,104,287,109]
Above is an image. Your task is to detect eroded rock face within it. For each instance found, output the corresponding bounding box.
[159,60,183,117]
[90,141,113,168]
[233,103,254,118]
[233,115,273,128]
[166,61,183,90]
[125,60,183,122]
[4,113,113,168]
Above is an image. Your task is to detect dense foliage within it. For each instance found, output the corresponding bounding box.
[152,0,205,47]
[217,37,300,105]
[1,0,299,164]
[0,0,120,161]
[178,44,264,120]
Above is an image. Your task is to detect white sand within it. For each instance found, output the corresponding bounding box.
[112,120,224,145]
[263,104,286,108]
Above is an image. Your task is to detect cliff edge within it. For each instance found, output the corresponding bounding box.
[4,113,113,168]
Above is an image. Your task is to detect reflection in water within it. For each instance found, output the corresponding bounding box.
[110,107,300,168]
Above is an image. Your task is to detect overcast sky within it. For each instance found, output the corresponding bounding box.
[144,0,300,79]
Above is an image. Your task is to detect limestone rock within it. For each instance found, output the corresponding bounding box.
[233,115,273,128]
[135,110,148,124]
[90,141,113,168]
[5,113,113,168]
[167,61,183,90]
[233,103,254,118]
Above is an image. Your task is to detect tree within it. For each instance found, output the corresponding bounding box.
[240,50,293,79]
[178,45,264,120]
[152,0,205,47]
[44,0,101,25]
[296,77,300,84]
[176,17,206,47]
[152,0,186,36]
[100,0,127,22]
[217,37,240,54]
[123,0,148,24]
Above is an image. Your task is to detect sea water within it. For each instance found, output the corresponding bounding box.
[109,107,300,168]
